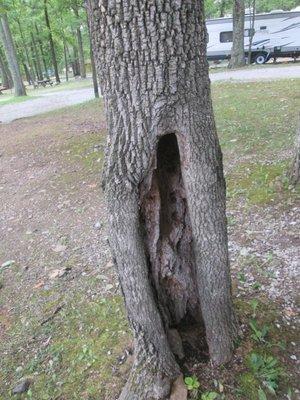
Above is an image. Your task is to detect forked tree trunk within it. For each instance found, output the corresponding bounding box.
[229,0,245,68]
[290,119,300,186]
[0,14,26,96]
[88,1,238,399]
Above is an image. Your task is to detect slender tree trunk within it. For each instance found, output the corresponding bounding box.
[16,19,35,84]
[86,14,99,98]
[73,5,86,79]
[0,14,26,96]
[23,62,32,84]
[35,23,49,79]
[87,1,238,399]
[72,44,80,76]
[229,0,245,68]
[248,0,256,64]
[219,0,227,17]
[62,28,69,82]
[0,50,13,88]
[31,31,43,80]
[44,0,60,83]
[290,119,300,186]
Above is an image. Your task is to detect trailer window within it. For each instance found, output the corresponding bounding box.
[220,31,233,43]
[244,28,255,37]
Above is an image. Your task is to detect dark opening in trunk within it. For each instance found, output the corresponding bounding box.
[140,133,209,362]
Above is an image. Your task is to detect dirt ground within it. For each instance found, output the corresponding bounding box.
[0,81,299,400]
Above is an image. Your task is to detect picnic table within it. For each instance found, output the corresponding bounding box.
[35,79,53,88]
[0,85,9,94]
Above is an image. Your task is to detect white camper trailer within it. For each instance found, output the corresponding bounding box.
[206,10,300,64]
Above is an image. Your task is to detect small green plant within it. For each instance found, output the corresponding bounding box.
[258,387,267,400]
[200,391,219,400]
[249,353,282,395]
[237,272,246,283]
[252,282,261,290]
[250,299,259,318]
[249,319,269,343]
[185,375,200,391]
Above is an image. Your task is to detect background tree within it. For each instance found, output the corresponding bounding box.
[247,0,256,64]
[229,0,245,68]
[72,0,86,79]
[87,1,238,399]
[0,12,25,95]
[43,0,60,83]
[0,46,13,87]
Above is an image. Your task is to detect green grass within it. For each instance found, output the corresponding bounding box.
[0,293,130,400]
[0,95,35,107]
[212,79,300,205]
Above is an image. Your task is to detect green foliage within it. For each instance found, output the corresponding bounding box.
[200,391,219,400]
[250,299,259,317]
[238,373,260,400]
[249,319,270,343]
[248,353,283,395]
[185,376,201,391]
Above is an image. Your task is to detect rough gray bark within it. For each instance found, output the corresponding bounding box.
[44,0,60,83]
[73,4,86,79]
[229,0,245,68]
[290,119,300,186]
[0,48,13,88]
[0,13,26,96]
[88,1,238,399]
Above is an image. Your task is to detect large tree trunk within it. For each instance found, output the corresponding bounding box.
[88,1,238,399]
[0,49,13,88]
[73,4,86,79]
[229,0,245,68]
[290,119,300,186]
[44,0,60,83]
[0,14,26,96]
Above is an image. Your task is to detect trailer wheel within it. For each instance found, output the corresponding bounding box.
[253,53,268,64]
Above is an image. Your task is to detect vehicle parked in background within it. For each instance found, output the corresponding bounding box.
[206,10,300,64]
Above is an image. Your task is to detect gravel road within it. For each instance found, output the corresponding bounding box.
[210,64,300,82]
[1,65,300,123]
[0,88,94,124]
